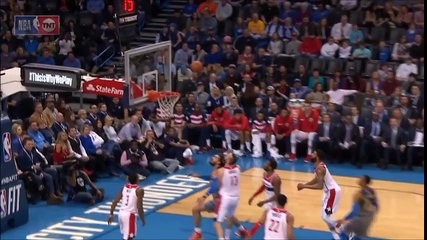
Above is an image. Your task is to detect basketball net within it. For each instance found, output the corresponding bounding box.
[154,92,180,119]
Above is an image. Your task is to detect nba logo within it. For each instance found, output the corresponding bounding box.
[2,132,12,162]
[0,189,6,218]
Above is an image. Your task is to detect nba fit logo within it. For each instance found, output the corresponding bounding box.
[0,189,6,218]
[2,132,12,163]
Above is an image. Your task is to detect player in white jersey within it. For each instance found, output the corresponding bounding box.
[297,149,341,240]
[108,173,145,240]
[214,152,245,240]
[258,194,295,240]
[246,158,282,237]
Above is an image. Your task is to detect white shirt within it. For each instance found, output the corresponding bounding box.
[103,125,120,142]
[321,43,339,58]
[89,131,105,148]
[326,89,358,105]
[215,3,233,21]
[339,45,352,58]
[58,39,75,55]
[396,63,418,81]
[269,40,284,55]
[330,22,352,41]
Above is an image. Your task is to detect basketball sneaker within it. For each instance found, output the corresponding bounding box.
[304,154,312,163]
[288,153,297,162]
[188,231,202,240]
[235,227,250,238]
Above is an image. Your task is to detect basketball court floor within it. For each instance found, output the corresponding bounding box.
[1,152,424,240]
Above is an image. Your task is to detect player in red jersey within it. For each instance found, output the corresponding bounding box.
[245,158,282,238]
[108,173,145,240]
[272,108,294,159]
[297,150,341,240]
[207,105,230,150]
[289,103,319,162]
[171,103,186,140]
[224,109,251,156]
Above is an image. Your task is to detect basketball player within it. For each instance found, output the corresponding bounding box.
[297,150,341,240]
[251,112,274,158]
[108,173,145,240]
[189,154,248,240]
[246,158,282,237]
[214,152,247,240]
[336,175,378,240]
[258,194,295,240]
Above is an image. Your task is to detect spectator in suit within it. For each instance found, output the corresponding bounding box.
[142,130,180,174]
[250,97,268,121]
[359,112,385,168]
[350,105,366,127]
[406,118,424,171]
[52,113,69,139]
[289,103,320,161]
[409,84,424,111]
[380,117,407,170]
[263,86,283,109]
[16,138,63,205]
[224,109,251,155]
[390,107,411,132]
[87,104,99,126]
[120,140,150,180]
[337,114,361,165]
[373,99,390,124]
[314,113,339,160]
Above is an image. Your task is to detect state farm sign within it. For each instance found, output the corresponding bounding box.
[83,79,125,98]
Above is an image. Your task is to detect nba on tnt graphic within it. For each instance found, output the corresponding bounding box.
[14,15,60,35]
[2,132,12,163]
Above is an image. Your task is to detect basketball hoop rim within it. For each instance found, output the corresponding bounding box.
[147,90,180,102]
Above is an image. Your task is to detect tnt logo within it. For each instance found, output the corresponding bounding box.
[0,189,6,219]
[37,16,60,35]
[2,132,12,162]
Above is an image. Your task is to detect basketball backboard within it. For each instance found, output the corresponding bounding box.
[124,41,172,106]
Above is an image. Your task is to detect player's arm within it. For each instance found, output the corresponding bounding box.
[336,192,361,227]
[286,213,295,240]
[217,168,224,189]
[108,187,123,224]
[300,167,325,190]
[203,177,219,199]
[248,183,265,205]
[136,188,146,226]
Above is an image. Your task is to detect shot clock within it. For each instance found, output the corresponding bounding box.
[114,0,138,26]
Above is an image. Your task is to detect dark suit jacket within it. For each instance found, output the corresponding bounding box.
[337,123,361,144]
[353,115,366,127]
[52,121,69,139]
[16,148,43,172]
[317,123,339,142]
[250,107,269,121]
[363,120,385,140]
[381,126,407,147]
[407,127,424,143]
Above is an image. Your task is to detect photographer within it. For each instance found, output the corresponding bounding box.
[65,160,104,205]
[120,140,150,180]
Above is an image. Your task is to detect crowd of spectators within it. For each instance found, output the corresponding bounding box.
[0,0,155,72]
[1,0,425,206]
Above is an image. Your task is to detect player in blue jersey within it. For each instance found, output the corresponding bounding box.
[188,153,248,240]
[336,175,378,240]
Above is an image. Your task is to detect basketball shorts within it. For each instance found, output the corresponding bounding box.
[322,188,341,215]
[118,210,137,239]
[226,130,241,141]
[215,195,239,223]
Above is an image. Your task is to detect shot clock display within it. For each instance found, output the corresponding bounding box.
[115,0,138,26]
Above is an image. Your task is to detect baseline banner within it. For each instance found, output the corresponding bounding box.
[14,15,60,36]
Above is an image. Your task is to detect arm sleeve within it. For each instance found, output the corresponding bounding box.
[205,178,219,196]
[344,202,360,220]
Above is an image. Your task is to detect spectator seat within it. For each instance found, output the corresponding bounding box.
[388,28,406,45]
[363,60,380,77]
[293,55,311,73]
[325,58,344,76]
[309,58,326,74]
